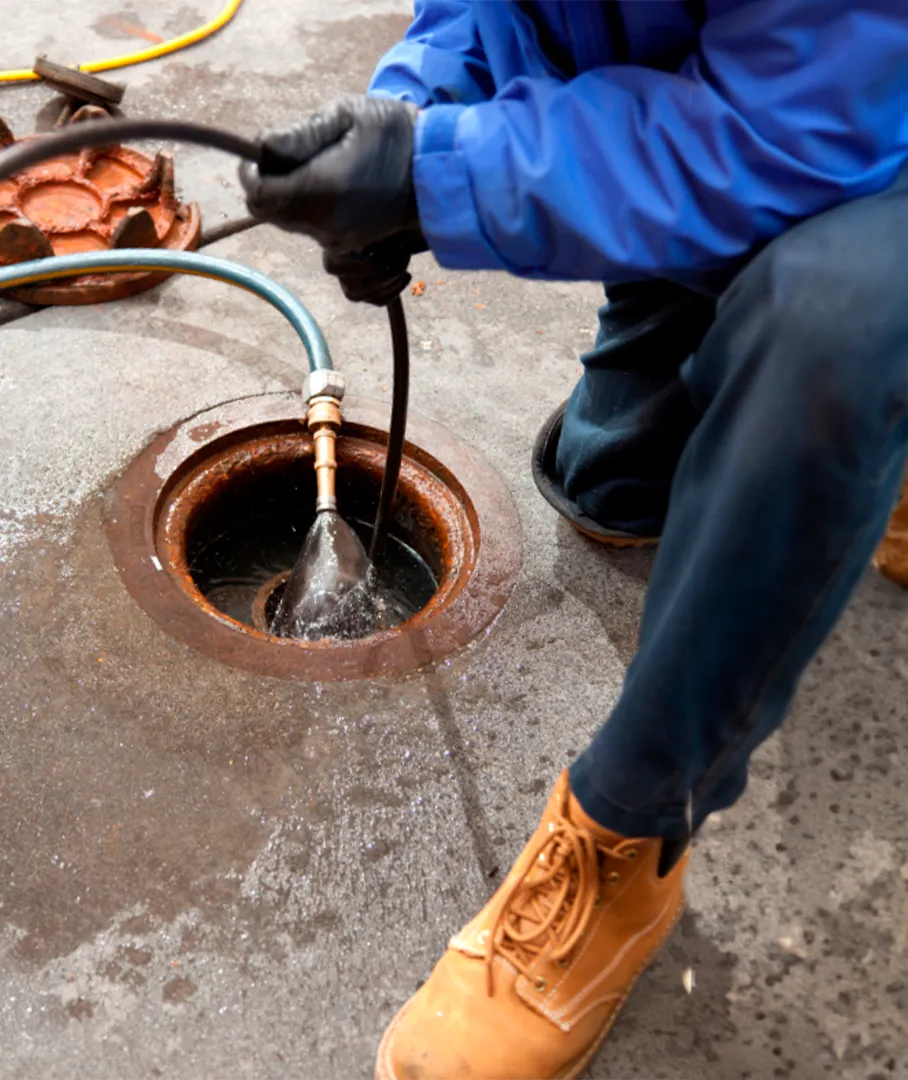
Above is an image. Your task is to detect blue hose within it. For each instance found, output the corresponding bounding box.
[0,248,334,373]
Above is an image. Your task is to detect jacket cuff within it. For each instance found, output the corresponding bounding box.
[412,105,509,271]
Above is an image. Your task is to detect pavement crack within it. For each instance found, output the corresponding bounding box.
[426,675,500,890]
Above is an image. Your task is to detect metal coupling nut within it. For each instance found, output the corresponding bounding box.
[303,369,345,404]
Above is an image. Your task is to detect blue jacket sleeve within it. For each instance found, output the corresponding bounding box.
[368,0,494,108]
[412,0,908,291]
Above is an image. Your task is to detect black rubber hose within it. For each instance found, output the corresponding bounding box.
[370,295,409,564]
[0,118,262,179]
[0,115,411,566]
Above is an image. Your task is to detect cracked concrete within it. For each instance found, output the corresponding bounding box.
[1,2,907,1078]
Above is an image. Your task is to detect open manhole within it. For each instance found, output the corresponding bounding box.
[106,394,522,681]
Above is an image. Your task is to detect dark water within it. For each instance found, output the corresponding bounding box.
[190,513,438,638]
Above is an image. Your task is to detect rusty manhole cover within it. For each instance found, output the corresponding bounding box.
[0,113,200,305]
[105,394,523,681]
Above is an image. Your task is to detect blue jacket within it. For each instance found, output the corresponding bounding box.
[369,1,908,293]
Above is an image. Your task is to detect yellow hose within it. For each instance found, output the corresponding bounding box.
[0,0,244,83]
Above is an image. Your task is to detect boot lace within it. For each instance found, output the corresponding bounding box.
[485,807,638,995]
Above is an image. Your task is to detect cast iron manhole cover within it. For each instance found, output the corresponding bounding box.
[0,111,200,304]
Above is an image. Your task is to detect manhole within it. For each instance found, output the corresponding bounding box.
[105,394,523,681]
[0,112,200,305]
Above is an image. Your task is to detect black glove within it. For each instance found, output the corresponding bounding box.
[323,229,428,307]
[240,96,420,253]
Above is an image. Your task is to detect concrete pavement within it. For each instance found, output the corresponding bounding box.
[1,3,906,1078]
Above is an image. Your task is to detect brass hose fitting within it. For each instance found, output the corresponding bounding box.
[307,395,343,513]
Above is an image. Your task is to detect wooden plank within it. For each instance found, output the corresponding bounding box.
[32,57,125,107]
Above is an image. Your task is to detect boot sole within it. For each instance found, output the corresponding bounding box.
[531,403,660,550]
[374,897,686,1080]
[569,522,658,549]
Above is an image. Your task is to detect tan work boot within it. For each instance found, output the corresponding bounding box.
[875,473,908,586]
[376,771,689,1080]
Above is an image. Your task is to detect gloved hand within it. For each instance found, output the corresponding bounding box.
[323,229,428,307]
[240,96,420,254]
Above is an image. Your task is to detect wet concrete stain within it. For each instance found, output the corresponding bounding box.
[2,408,906,1078]
[0,497,479,970]
[162,975,198,1004]
[64,997,96,1021]
[425,673,500,886]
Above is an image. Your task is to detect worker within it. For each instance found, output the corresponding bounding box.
[240,2,908,1077]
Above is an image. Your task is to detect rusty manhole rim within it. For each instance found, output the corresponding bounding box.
[157,431,472,642]
[105,393,523,681]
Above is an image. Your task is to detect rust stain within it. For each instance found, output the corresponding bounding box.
[96,15,165,44]
[188,422,223,444]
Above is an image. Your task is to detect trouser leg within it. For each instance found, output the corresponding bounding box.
[556,281,715,536]
[570,176,908,842]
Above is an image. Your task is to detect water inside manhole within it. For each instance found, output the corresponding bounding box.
[185,458,440,635]
[106,394,523,681]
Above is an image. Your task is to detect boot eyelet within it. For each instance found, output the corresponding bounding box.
[625,849,639,861]
[534,976,547,993]
[557,958,570,969]
[593,895,601,909]
[607,871,621,886]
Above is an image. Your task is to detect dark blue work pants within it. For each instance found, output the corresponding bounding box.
[560,175,908,841]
